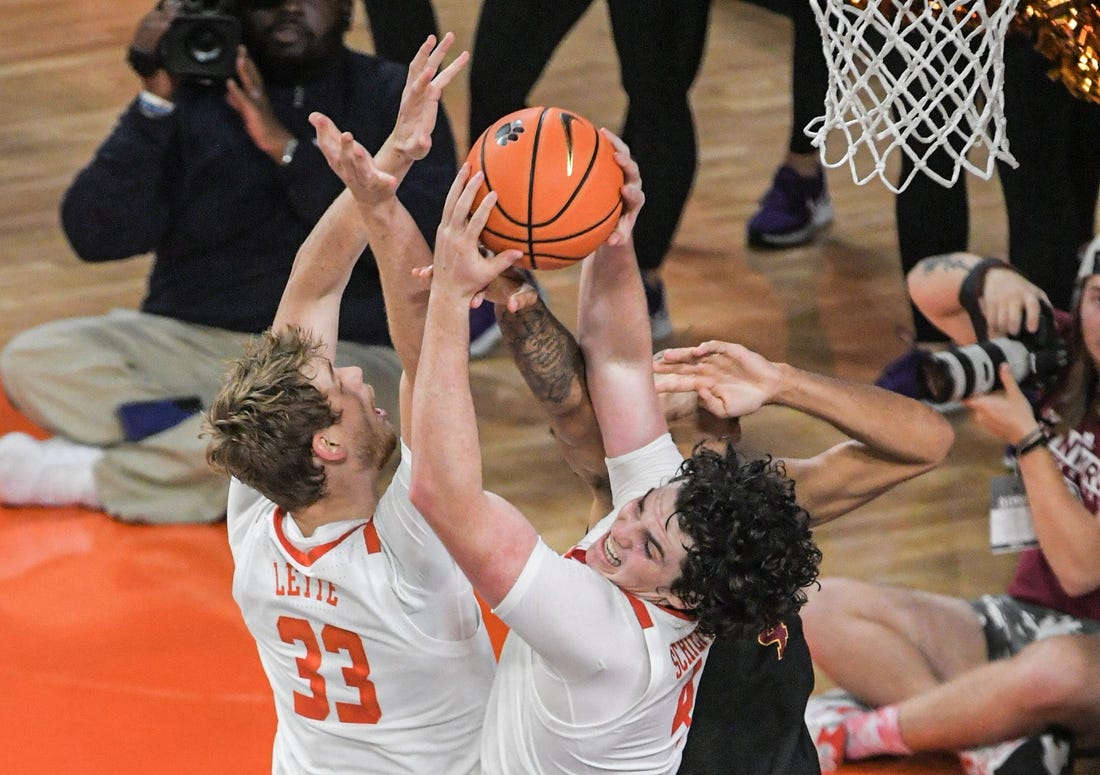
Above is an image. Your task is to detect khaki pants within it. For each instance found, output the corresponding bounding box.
[0,309,401,524]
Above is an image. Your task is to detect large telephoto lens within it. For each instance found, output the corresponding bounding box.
[917,339,1031,403]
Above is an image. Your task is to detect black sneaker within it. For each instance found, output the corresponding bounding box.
[958,733,1073,775]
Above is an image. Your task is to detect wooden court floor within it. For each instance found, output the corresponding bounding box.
[1,0,1092,772]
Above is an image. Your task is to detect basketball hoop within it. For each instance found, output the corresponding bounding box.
[806,0,1020,193]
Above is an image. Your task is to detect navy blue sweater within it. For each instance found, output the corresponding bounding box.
[60,48,456,346]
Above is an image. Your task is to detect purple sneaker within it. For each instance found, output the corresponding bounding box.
[874,348,964,413]
[873,348,924,399]
[747,164,833,249]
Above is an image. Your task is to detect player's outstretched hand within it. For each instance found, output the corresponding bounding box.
[310,112,398,209]
[432,164,524,302]
[653,340,782,419]
[411,262,539,313]
[481,267,540,313]
[599,128,644,248]
[389,33,469,164]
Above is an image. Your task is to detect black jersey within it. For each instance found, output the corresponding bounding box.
[678,615,821,774]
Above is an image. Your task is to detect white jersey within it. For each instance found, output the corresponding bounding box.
[482,434,712,774]
[227,443,496,775]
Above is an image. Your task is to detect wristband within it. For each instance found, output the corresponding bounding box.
[280,137,299,166]
[959,257,1011,341]
[1015,425,1051,457]
[137,89,176,119]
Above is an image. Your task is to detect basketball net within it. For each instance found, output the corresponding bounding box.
[806,0,1020,193]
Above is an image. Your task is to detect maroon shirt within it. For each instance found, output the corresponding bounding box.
[1008,308,1100,621]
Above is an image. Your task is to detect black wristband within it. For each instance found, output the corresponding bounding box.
[127,46,163,78]
[958,257,1011,341]
[1016,425,1051,457]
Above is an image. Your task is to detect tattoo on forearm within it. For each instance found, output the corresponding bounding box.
[498,301,586,406]
[917,254,973,275]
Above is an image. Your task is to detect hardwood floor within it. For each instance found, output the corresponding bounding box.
[0,0,1020,652]
[3,0,1086,772]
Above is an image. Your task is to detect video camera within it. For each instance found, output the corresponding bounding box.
[916,304,1069,403]
[159,0,242,81]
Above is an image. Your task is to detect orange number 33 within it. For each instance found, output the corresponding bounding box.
[277,616,382,723]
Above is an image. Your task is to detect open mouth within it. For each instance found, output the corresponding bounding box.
[603,534,621,568]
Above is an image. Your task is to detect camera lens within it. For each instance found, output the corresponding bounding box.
[186,24,227,64]
[917,339,1031,403]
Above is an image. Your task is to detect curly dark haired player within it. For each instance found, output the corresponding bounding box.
[408,127,954,772]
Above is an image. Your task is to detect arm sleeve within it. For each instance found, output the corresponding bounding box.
[60,100,178,261]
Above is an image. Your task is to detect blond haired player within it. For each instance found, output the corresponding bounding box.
[204,36,495,774]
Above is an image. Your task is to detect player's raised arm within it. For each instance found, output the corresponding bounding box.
[496,292,612,526]
[409,167,539,606]
[575,130,666,459]
[302,33,467,379]
[654,340,954,524]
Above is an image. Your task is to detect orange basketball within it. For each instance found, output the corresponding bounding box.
[466,106,625,270]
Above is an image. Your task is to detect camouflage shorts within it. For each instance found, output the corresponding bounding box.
[971,594,1100,661]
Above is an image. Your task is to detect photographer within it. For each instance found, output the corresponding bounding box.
[0,0,456,523]
[799,250,1100,775]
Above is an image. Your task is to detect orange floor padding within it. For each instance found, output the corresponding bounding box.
[0,388,962,774]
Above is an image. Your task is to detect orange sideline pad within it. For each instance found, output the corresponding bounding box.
[0,387,958,774]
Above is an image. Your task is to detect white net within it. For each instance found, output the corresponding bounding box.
[806,0,1020,193]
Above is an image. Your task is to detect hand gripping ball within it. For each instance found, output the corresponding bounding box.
[466,106,625,270]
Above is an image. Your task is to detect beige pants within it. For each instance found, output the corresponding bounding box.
[0,309,401,524]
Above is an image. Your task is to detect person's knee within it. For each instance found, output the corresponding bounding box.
[1012,636,1098,715]
[0,328,50,398]
[806,577,865,612]
[803,577,869,642]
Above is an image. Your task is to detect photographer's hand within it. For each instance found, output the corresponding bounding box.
[130,0,178,99]
[981,267,1050,338]
[964,364,1040,445]
[225,46,296,166]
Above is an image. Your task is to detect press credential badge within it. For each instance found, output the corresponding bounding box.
[989,474,1038,554]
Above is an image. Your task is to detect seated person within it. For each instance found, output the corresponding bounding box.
[801,251,1100,775]
[0,0,455,524]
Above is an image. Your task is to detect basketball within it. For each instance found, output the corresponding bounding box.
[465,106,625,270]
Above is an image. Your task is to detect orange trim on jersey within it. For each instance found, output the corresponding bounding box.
[272,507,369,566]
[362,520,381,555]
[566,545,695,625]
[626,593,655,629]
[475,592,510,660]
